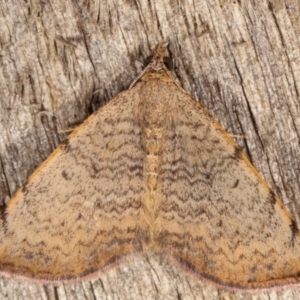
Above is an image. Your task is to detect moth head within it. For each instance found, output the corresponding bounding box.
[144,44,173,71]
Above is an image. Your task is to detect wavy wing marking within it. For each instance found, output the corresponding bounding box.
[0,92,143,281]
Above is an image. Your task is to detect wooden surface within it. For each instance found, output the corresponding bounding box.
[1,0,300,299]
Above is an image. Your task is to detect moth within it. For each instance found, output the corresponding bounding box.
[1,44,300,291]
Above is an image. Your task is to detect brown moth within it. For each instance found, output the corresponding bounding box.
[1,44,300,291]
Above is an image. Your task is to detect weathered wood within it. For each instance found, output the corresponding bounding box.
[0,0,300,298]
